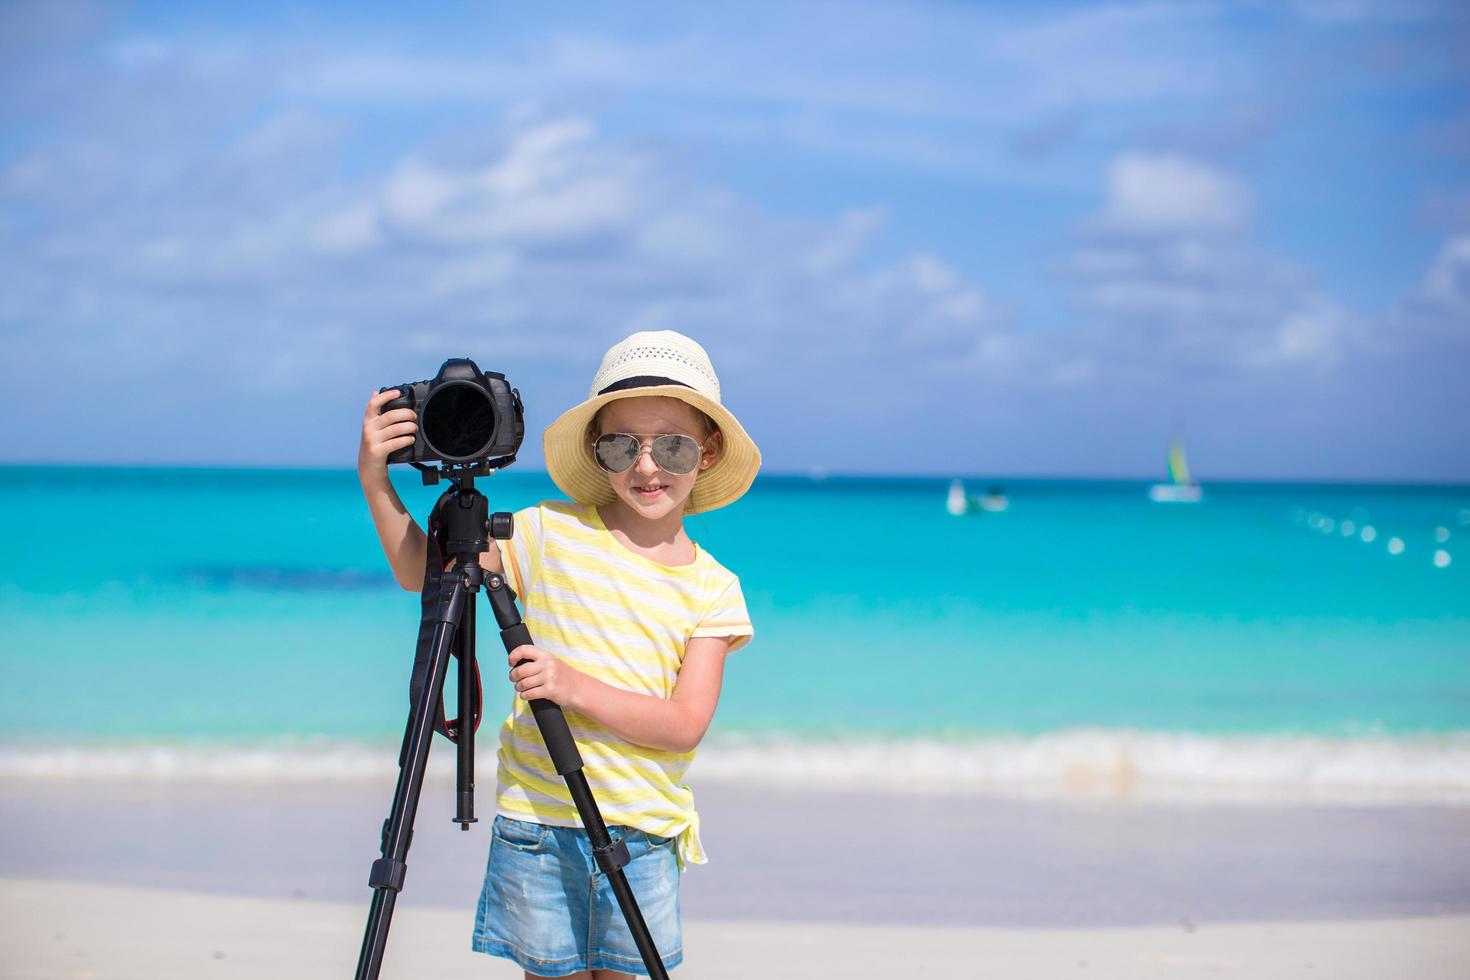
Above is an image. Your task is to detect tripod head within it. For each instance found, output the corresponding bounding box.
[416,461,515,564]
[411,457,514,490]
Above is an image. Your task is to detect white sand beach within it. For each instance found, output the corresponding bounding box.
[6,877,1469,979]
[3,778,1469,978]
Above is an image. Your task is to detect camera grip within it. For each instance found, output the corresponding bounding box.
[379,385,415,414]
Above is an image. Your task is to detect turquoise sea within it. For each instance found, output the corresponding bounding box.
[2,465,1467,802]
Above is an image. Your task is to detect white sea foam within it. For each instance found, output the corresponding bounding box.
[4,730,1470,806]
[0,740,416,784]
[694,730,1470,805]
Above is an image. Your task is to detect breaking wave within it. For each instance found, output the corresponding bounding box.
[4,728,1470,806]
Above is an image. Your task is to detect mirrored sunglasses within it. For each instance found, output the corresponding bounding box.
[593,432,705,475]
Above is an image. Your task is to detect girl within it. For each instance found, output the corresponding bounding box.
[358,330,760,978]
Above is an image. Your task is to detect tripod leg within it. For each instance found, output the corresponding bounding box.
[356,574,467,980]
[455,596,477,828]
[483,572,671,980]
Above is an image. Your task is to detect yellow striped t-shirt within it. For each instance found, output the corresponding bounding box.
[493,499,753,870]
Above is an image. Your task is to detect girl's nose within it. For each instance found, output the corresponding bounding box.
[633,447,662,477]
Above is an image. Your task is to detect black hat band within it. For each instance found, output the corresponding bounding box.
[596,375,694,396]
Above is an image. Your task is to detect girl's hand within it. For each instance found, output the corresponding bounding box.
[359,389,418,478]
[509,645,587,709]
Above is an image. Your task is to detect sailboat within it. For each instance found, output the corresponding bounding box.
[1148,438,1203,503]
[947,479,968,515]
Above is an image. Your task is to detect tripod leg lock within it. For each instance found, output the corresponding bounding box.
[369,858,408,892]
[593,837,631,875]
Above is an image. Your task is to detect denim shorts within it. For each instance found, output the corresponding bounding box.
[472,815,683,976]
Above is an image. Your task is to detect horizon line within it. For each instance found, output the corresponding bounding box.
[2,459,1468,489]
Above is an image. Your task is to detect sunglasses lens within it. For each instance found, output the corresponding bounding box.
[594,433,640,473]
[652,435,700,474]
[594,433,703,475]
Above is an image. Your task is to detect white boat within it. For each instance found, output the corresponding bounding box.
[948,479,1009,515]
[1149,483,1202,503]
[946,479,968,516]
[1148,439,1203,503]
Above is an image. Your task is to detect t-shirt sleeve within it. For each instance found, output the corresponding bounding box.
[497,503,543,598]
[691,574,754,654]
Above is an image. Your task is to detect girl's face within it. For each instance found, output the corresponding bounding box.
[594,396,722,521]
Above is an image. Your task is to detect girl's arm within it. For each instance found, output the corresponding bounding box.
[508,637,730,754]
[358,388,503,590]
[359,389,428,590]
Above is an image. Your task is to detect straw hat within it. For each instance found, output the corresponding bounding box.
[542,330,761,514]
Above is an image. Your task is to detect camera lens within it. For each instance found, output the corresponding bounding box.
[421,382,498,460]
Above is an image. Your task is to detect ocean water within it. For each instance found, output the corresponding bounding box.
[1,465,1467,803]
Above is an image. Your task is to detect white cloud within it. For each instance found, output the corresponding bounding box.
[235,108,344,162]
[800,207,886,276]
[255,3,1267,188]
[1056,153,1358,376]
[985,2,1236,110]
[3,7,1466,476]
[377,120,640,245]
[1389,234,1470,346]
[1418,235,1470,313]
[312,202,382,254]
[1244,304,1351,367]
[287,52,504,101]
[1102,154,1253,234]
[1,98,1014,405]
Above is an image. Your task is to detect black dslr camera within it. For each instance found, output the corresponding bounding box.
[379,358,524,468]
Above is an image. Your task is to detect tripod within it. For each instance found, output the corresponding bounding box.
[356,464,671,980]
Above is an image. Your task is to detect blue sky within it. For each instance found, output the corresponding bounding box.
[3,0,1467,480]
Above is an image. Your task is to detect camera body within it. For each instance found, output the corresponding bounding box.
[380,358,524,467]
